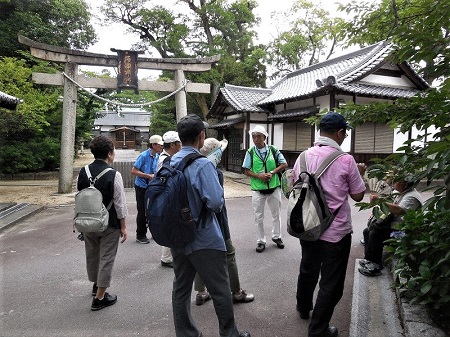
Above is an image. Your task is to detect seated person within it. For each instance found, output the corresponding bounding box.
[359,173,423,277]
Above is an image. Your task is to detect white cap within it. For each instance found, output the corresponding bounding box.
[200,138,228,168]
[248,125,268,138]
[149,135,164,145]
[162,131,180,144]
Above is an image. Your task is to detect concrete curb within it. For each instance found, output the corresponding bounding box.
[350,259,403,336]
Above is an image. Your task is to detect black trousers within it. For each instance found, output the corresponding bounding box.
[171,248,239,337]
[363,225,392,265]
[134,185,148,239]
[296,233,352,336]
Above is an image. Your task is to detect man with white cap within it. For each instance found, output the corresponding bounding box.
[131,135,163,244]
[242,125,288,253]
[156,131,182,268]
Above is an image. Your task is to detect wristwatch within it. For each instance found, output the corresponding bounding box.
[270,170,274,174]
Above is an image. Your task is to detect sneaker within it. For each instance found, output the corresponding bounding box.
[359,259,383,270]
[232,289,255,303]
[195,292,211,306]
[256,243,265,253]
[358,262,382,277]
[359,259,370,268]
[91,293,117,311]
[239,332,251,337]
[92,283,98,296]
[161,261,173,268]
[360,238,365,245]
[136,237,150,244]
[272,238,285,249]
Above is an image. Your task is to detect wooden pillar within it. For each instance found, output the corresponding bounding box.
[58,62,78,194]
[174,69,187,121]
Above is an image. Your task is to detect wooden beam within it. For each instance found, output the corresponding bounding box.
[32,73,211,93]
[19,35,220,72]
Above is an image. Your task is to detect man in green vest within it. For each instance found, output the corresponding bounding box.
[242,125,288,253]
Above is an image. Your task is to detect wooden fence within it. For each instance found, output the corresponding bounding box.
[111,161,135,188]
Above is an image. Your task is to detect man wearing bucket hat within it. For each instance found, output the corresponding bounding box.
[293,112,367,337]
[359,172,423,277]
[242,125,288,253]
[155,131,182,268]
[194,138,255,305]
[131,134,163,244]
[170,114,251,337]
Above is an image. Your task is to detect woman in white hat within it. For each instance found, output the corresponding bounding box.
[194,138,255,305]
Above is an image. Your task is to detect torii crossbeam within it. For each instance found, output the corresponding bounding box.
[18,35,220,193]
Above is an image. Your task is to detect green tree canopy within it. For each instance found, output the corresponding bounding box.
[337,0,450,313]
[101,0,266,118]
[0,0,97,57]
[338,0,450,83]
[267,0,345,79]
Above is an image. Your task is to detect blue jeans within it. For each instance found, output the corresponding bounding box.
[171,248,240,337]
[296,234,352,336]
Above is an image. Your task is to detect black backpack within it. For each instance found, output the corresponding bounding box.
[145,153,203,248]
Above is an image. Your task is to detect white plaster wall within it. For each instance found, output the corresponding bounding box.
[272,123,284,148]
[359,74,415,88]
[394,125,438,152]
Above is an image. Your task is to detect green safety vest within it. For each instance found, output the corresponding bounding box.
[248,145,281,191]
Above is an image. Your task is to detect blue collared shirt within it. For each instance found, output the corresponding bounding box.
[171,146,226,254]
[133,149,159,188]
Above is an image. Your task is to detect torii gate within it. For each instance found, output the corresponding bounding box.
[18,35,219,194]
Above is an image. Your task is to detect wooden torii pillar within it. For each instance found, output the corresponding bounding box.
[18,35,219,193]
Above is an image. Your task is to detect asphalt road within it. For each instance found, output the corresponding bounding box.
[0,190,373,337]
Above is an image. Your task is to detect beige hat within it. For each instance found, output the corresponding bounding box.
[149,135,164,145]
[200,138,228,168]
[200,138,228,156]
[248,125,268,138]
[162,131,180,143]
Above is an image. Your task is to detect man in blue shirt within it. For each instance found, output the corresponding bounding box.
[131,135,163,244]
[170,114,250,337]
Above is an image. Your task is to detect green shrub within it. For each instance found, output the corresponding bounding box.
[386,207,450,310]
[0,139,60,174]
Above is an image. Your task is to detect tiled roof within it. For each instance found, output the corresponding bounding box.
[209,116,245,129]
[258,41,425,105]
[208,42,429,117]
[268,106,320,120]
[0,90,23,110]
[94,110,150,127]
[334,83,419,98]
[220,84,271,113]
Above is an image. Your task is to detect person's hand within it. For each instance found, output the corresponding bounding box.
[120,228,127,243]
[369,192,379,203]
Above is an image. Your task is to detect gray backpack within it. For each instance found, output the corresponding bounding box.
[74,165,113,233]
[287,150,345,241]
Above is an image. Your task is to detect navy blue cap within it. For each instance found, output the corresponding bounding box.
[319,112,353,130]
[177,114,209,140]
